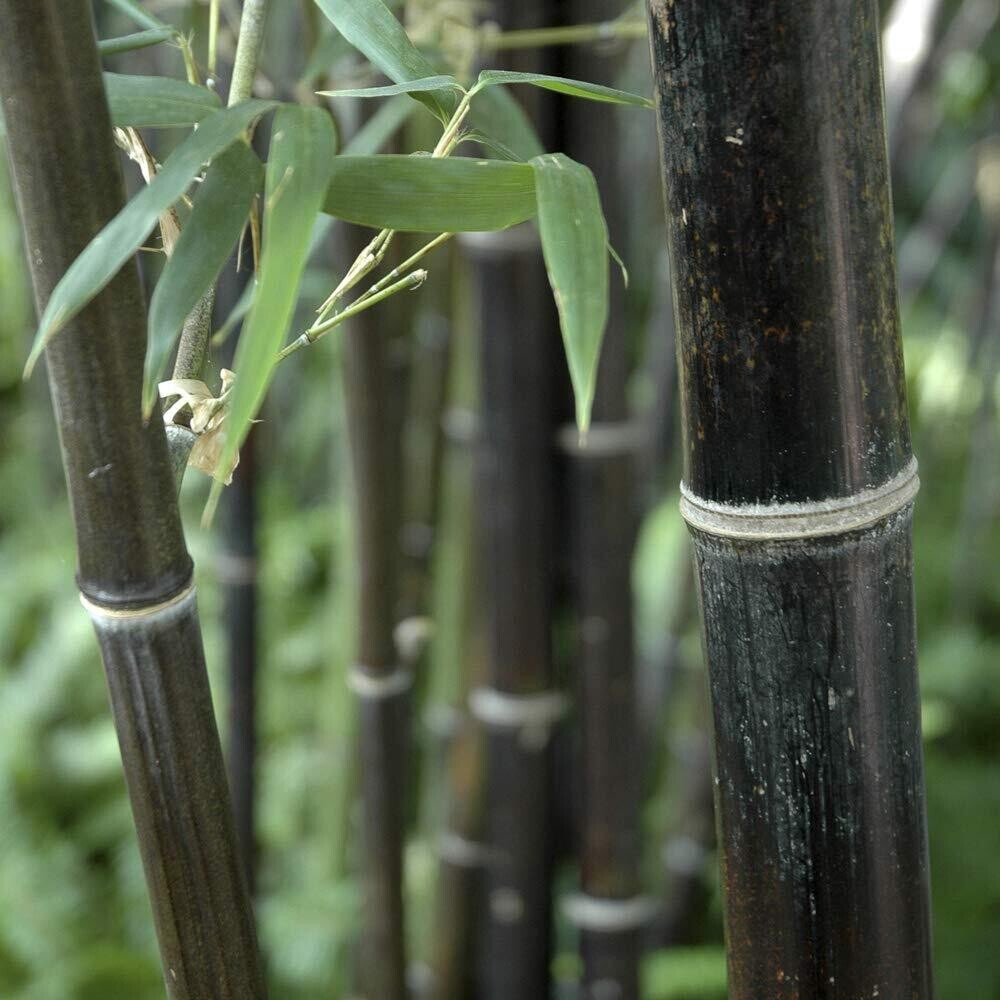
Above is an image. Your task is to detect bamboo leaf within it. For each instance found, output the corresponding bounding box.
[25,99,276,376]
[98,27,176,56]
[318,75,462,100]
[323,155,536,232]
[531,153,609,434]
[473,70,653,109]
[104,73,222,127]
[209,105,337,516]
[469,84,545,160]
[144,141,263,414]
[311,0,454,121]
[105,0,166,31]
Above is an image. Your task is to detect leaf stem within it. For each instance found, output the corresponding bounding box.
[354,232,452,305]
[228,0,270,106]
[279,270,427,360]
[208,0,220,78]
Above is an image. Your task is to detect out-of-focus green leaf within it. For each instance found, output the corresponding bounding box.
[25,99,276,376]
[209,105,337,515]
[341,94,414,155]
[473,69,653,108]
[98,28,175,56]
[104,73,222,127]
[469,84,545,160]
[311,0,454,121]
[323,155,536,232]
[318,75,462,100]
[144,141,262,414]
[531,153,609,433]
[104,0,166,31]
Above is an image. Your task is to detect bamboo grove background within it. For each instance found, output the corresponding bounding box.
[0,0,997,997]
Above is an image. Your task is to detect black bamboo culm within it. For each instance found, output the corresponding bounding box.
[557,6,649,991]
[0,3,266,998]
[466,228,560,999]
[646,1,935,996]
[217,258,260,890]
[341,282,409,1000]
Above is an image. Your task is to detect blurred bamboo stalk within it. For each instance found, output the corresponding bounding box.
[557,3,650,992]
[341,249,409,1000]
[0,3,266,996]
[647,1,935,995]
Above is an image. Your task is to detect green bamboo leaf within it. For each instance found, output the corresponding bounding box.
[104,73,222,127]
[469,84,545,161]
[531,153,609,434]
[144,141,263,414]
[25,99,276,376]
[209,105,337,516]
[323,155,536,232]
[105,0,166,31]
[98,27,176,56]
[473,70,653,109]
[318,75,462,100]
[311,0,454,121]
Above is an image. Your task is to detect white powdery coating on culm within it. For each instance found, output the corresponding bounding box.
[679,457,920,541]
[80,582,197,626]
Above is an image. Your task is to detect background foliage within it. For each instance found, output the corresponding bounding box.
[0,0,997,997]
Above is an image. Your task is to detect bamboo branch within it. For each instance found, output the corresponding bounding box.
[0,3,266,996]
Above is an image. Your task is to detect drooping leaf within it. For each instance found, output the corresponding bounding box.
[144,141,263,414]
[531,153,609,434]
[473,70,653,109]
[98,27,176,56]
[311,0,454,121]
[209,105,337,516]
[341,94,414,155]
[469,84,545,160]
[318,75,462,100]
[104,73,222,127]
[105,0,166,31]
[25,99,276,375]
[323,155,536,232]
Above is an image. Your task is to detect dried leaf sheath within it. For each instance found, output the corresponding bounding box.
[0,2,266,996]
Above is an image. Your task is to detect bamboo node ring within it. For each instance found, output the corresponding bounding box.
[562,893,660,932]
[347,664,413,700]
[436,831,498,868]
[468,687,568,749]
[79,581,196,622]
[679,457,919,540]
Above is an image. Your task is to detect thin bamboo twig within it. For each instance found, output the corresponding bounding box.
[647,1,934,994]
[0,3,266,996]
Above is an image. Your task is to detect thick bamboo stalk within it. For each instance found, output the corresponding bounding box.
[341,275,408,1000]
[646,1,935,996]
[0,3,266,998]
[556,7,648,994]
[465,227,559,1000]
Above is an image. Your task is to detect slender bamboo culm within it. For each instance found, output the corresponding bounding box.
[0,3,266,998]
[647,1,935,995]
[342,285,409,1000]
[465,226,561,1000]
[557,4,651,992]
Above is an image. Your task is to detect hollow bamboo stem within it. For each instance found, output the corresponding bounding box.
[647,1,935,995]
[0,3,266,997]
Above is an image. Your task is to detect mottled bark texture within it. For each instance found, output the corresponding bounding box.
[647,1,934,996]
[0,2,266,997]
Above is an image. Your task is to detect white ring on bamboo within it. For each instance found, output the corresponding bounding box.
[562,893,660,932]
[436,831,495,868]
[347,664,413,700]
[469,687,569,751]
[679,457,919,540]
[555,420,645,457]
[79,581,196,621]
